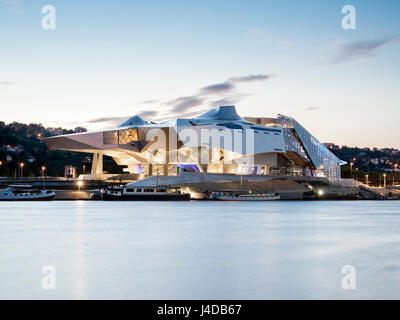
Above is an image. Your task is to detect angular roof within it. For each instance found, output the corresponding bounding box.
[195,106,248,122]
[118,115,148,128]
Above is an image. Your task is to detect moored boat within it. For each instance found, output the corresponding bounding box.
[0,185,56,201]
[210,191,280,201]
[102,186,191,201]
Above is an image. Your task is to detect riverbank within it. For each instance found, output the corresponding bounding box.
[2,174,399,200]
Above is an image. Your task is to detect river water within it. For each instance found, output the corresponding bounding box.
[0,200,399,299]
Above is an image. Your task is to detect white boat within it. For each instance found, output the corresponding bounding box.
[102,186,191,201]
[210,191,280,201]
[0,185,56,201]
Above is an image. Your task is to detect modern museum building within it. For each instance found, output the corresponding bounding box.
[44,106,345,182]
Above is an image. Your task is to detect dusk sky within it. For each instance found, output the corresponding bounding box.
[1,0,399,148]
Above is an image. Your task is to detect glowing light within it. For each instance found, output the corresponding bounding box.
[318,190,324,196]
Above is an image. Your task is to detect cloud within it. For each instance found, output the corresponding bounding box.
[330,36,399,64]
[200,82,234,95]
[1,81,14,85]
[208,93,253,108]
[87,116,128,124]
[306,107,319,111]
[85,116,132,129]
[137,110,159,119]
[200,74,271,95]
[229,74,271,83]
[93,73,274,127]
[141,99,160,104]
[86,111,161,127]
[162,74,272,118]
[209,98,237,107]
[3,0,20,8]
[166,96,205,113]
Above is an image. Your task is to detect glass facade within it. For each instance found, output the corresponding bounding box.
[277,115,345,181]
[103,129,138,145]
[281,127,309,162]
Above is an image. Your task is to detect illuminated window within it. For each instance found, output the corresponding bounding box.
[103,129,138,145]
[103,130,119,144]
[119,129,138,144]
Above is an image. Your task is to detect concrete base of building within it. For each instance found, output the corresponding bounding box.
[78,174,117,181]
[127,172,383,200]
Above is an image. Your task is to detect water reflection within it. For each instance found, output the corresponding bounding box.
[0,201,400,299]
[72,201,88,299]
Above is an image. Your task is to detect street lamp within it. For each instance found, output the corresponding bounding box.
[395,164,398,185]
[42,166,46,189]
[0,160,2,177]
[366,174,369,187]
[383,173,387,188]
[20,162,24,178]
[350,162,354,178]
[77,181,84,191]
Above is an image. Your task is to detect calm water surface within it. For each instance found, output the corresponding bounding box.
[1,201,400,299]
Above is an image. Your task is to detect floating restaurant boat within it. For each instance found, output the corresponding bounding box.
[102,186,191,201]
[0,185,56,201]
[210,191,280,201]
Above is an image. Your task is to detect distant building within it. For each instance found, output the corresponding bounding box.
[324,143,340,151]
[46,127,63,136]
[371,158,379,165]
[27,155,36,163]
[2,145,23,153]
[74,127,87,133]
[64,165,77,178]
[4,146,18,153]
